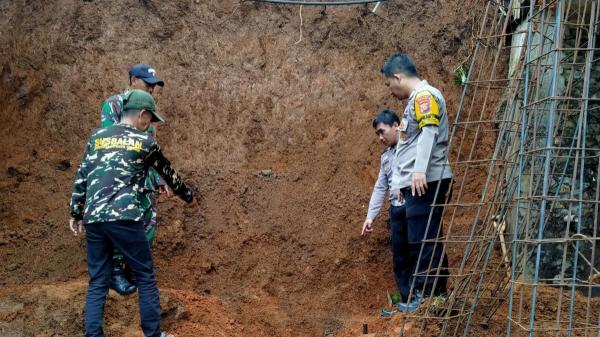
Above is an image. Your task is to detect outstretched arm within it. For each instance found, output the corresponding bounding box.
[145,143,194,203]
[363,157,389,235]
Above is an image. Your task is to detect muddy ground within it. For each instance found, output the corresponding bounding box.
[0,1,491,336]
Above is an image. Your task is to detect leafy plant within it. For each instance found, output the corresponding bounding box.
[453,65,468,87]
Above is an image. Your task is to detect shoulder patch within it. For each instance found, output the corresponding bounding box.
[414,91,440,128]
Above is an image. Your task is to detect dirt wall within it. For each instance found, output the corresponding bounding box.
[0,1,476,336]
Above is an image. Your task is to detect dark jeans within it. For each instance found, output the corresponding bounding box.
[401,178,451,298]
[84,220,161,337]
[389,205,411,301]
[113,195,158,262]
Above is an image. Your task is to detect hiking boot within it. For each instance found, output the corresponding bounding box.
[123,264,137,286]
[397,291,424,313]
[109,260,136,296]
[160,332,174,337]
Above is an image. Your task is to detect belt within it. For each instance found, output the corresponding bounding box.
[391,199,405,207]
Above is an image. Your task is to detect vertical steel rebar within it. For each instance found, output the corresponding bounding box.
[526,1,563,335]
[567,3,596,336]
[508,1,535,333]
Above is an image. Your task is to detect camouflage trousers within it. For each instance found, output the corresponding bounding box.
[112,193,158,262]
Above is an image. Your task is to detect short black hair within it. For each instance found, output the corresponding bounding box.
[381,53,418,78]
[372,109,400,128]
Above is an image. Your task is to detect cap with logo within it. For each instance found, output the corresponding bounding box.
[128,64,164,87]
[123,89,165,123]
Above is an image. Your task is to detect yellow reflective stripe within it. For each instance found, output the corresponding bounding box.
[414,91,440,128]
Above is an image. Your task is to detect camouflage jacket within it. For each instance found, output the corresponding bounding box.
[70,124,193,224]
[100,92,127,128]
[101,91,160,191]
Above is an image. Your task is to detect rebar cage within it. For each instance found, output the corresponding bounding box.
[397,0,600,336]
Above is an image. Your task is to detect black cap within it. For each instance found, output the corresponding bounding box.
[128,64,164,87]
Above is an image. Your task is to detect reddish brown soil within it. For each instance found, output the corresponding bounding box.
[0,1,486,336]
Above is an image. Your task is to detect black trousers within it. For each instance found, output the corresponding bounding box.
[84,220,161,337]
[401,178,451,297]
[389,205,411,301]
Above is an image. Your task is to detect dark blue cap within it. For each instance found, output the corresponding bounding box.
[128,64,164,87]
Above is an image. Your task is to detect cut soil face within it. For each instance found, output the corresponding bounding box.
[0,1,487,336]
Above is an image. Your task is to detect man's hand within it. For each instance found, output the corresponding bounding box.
[69,218,84,237]
[157,185,173,198]
[186,196,197,207]
[361,219,374,235]
[185,196,201,212]
[411,172,428,197]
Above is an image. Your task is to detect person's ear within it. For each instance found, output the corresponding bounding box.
[132,77,144,88]
[392,122,399,128]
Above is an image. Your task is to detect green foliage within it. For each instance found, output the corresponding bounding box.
[453,65,468,87]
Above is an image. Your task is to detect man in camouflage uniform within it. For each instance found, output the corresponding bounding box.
[70,89,194,337]
[101,64,167,295]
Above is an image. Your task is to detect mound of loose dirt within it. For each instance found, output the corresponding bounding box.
[0,281,251,337]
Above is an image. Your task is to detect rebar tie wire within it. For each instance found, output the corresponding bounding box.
[254,0,385,5]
